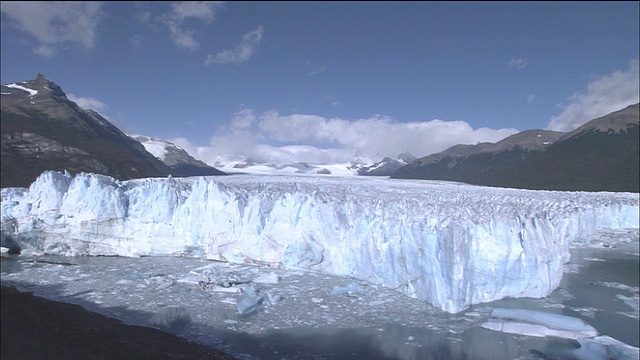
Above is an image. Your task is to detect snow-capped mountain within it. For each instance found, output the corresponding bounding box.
[392,103,640,192]
[211,153,416,177]
[355,152,417,176]
[0,74,221,188]
[130,135,225,176]
[2,170,638,312]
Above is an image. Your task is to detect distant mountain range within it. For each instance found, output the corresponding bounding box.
[1,74,224,188]
[392,103,639,192]
[2,74,637,192]
[209,152,416,177]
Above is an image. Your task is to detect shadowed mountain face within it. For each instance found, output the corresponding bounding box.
[1,74,224,188]
[392,104,639,192]
[130,135,225,177]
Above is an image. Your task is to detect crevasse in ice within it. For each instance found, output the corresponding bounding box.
[1,171,638,313]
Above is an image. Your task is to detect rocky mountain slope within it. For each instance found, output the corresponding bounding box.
[353,152,417,176]
[1,74,224,188]
[392,103,639,192]
[130,135,224,176]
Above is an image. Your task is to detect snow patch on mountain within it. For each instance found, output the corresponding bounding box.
[130,135,169,161]
[5,83,38,97]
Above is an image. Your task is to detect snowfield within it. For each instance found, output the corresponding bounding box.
[1,171,638,313]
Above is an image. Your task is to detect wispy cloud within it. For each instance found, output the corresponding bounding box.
[145,1,223,51]
[0,1,103,57]
[172,110,518,165]
[547,59,640,132]
[508,58,527,70]
[205,26,264,65]
[67,93,108,112]
[309,64,328,76]
[231,109,256,129]
[526,94,536,104]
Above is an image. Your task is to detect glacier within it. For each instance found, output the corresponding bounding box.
[1,170,638,313]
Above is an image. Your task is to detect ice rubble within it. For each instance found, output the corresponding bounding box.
[1,171,639,313]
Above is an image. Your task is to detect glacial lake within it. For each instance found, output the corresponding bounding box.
[1,229,638,359]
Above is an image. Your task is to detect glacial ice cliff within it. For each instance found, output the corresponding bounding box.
[1,171,638,313]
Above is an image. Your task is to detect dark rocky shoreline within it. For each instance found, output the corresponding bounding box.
[1,285,237,360]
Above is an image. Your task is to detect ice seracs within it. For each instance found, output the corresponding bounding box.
[1,170,638,313]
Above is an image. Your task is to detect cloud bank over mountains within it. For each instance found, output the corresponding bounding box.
[172,60,640,165]
[172,111,519,165]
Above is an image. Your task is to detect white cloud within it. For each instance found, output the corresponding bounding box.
[206,26,264,65]
[309,65,328,76]
[509,58,527,70]
[231,109,256,129]
[33,44,56,58]
[547,59,640,132]
[171,1,218,22]
[1,1,103,56]
[153,1,223,51]
[176,111,518,166]
[67,93,108,112]
[526,94,536,104]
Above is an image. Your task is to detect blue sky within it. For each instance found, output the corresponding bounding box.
[1,2,639,164]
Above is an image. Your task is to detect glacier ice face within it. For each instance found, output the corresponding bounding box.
[2,171,639,313]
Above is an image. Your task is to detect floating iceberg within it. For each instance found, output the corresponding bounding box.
[1,171,638,313]
[571,336,640,360]
[481,308,598,339]
[236,295,262,315]
[331,282,362,296]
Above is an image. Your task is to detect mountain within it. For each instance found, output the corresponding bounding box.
[392,103,639,192]
[130,135,224,176]
[502,103,639,192]
[392,129,563,183]
[355,152,417,176]
[209,153,416,177]
[0,74,224,188]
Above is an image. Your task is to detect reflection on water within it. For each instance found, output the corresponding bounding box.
[561,244,639,347]
[250,322,582,360]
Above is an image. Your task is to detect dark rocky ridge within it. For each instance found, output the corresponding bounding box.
[392,104,639,192]
[1,74,224,188]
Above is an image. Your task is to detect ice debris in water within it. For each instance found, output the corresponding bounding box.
[570,336,640,360]
[481,308,598,340]
[236,295,262,315]
[253,272,281,284]
[330,282,361,296]
[262,290,283,305]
